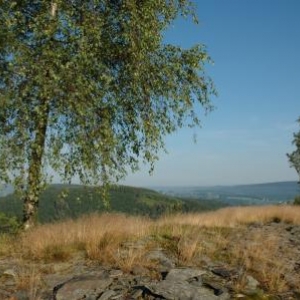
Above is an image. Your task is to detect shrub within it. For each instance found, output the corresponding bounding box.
[0,212,21,234]
[294,195,300,205]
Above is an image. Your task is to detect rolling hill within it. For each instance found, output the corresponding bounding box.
[0,184,226,224]
[155,181,300,205]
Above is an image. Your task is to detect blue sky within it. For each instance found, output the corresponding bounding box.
[123,0,300,187]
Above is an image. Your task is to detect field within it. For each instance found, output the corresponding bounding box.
[1,205,300,299]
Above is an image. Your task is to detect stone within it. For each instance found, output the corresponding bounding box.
[131,288,144,299]
[109,269,123,278]
[144,267,230,300]
[3,269,17,278]
[43,274,74,289]
[165,268,206,282]
[245,275,259,290]
[244,275,262,296]
[146,249,175,270]
[98,290,116,300]
[147,280,230,300]
[111,293,124,299]
[211,267,233,279]
[201,276,227,296]
[234,294,247,298]
[54,275,113,300]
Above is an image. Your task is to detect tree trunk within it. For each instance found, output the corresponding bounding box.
[23,4,57,230]
[51,2,57,17]
[23,104,49,230]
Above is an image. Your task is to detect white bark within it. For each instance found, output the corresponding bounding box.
[51,2,57,17]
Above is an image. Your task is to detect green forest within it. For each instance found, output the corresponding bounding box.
[0,184,226,233]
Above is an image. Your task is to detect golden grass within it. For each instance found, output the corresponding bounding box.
[14,265,43,300]
[0,234,16,257]
[20,213,152,262]
[157,205,300,227]
[0,261,44,300]
[228,230,289,292]
[1,205,300,294]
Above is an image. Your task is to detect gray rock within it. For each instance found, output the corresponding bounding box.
[109,269,123,278]
[165,268,206,282]
[245,275,259,290]
[98,290,116,300]
[146,249,175,270]
[43,274,74,289]
[211,267,234,279]
[3,268,17,278]
[201,276,228,296]
[144,267,230,300]
[131,288,144,299]
[54,276,113,300]
[111,293,124,299]
[244,275,262,296]
[147,280,229,300]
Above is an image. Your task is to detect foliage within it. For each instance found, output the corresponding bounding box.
[0,1,215,227]
[287,118,300,182]
[294,195,300,205]
[0,212,21,234]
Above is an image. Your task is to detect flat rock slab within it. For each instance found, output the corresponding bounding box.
[144,268,230,300]
[54,275,113,300]
[165,268,206,282]
[147,280,230,300]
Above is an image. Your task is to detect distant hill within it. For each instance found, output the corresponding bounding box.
[0,184,226,223]
[154,181,300,206]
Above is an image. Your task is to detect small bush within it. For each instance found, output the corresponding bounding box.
[294,195,300,205]
[0,212,21,234]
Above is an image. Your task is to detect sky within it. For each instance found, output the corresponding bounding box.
[123,0,300,187]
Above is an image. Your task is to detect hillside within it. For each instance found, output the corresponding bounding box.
[0,184,226,224]
[155,181,300,205]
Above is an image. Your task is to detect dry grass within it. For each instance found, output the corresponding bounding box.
[156,205,300,228]
[228,230,289,292]
[14,265,44,300]
[19,213,153,271]
[0,234,16,257]
[152,224,230,266]
[21,213,148,249]
[1,205,300,295]
[1,262,44,300]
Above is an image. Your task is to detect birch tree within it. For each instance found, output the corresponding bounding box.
[0,0,215,229]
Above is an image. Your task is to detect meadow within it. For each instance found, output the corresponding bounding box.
[1,205,300,298]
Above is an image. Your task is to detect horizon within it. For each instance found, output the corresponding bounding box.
[2,180,299,190]
[122,0,300,187]
[146,180,300,189]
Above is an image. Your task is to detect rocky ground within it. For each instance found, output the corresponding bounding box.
[0,221,300,300]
